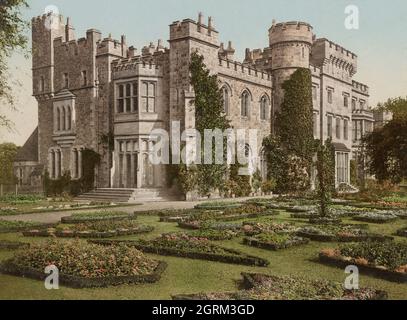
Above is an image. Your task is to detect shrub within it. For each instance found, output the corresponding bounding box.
[339,241,407,271]
[62,211,136,223]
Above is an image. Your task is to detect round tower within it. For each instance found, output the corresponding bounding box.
[268,21,314,123]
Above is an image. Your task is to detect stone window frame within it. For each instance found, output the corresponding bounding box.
[116,80,139,114]
[343,118,349,140]
[39,76,45,93]
[141,81,157,113]
[343,92,350,108]
[54,105,74,134]
[326,87,334,104]
[63,73,69,89]
[240,89,252,119]
[335,117,341,140]
[259,94,270,121]
[71,146,84,180]
[327,114,333,139]
[81,70,87,87]
[220,82,232,116]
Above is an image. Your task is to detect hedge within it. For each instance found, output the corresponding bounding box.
[319,252,407,283]
[90,240,269,267]
[22,226,154,239]
[0,223,57,234]
[0,260,167,288]
[243,237,309,251]
[61,213,138,224]
[296,231,394,243]
[0,241,30,250]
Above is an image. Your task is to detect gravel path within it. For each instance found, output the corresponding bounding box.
[0,196,274,224]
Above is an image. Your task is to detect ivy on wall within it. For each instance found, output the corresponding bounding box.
[263,68,315,193]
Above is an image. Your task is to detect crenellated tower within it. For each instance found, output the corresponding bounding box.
[268,21,314,128]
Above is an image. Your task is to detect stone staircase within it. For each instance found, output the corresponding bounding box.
[76,188,182,203]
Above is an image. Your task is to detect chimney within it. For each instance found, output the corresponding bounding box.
[197,12,203,32]
[128,46,136,58]
[208,16,213,35]
[65,17,75,41]
[121,35,127,56]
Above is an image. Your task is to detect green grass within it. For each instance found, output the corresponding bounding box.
[0,211,406,300]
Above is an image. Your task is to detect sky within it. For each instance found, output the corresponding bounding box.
[1,0,406,145]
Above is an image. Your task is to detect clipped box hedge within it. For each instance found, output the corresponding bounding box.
[0,260,167,289]
[90,239,269,267]
[243,236,309,251]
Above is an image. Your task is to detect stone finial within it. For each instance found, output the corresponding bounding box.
[121,35,126,45]
[227,41,234,51]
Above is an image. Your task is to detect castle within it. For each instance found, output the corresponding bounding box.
[14,12,375,199]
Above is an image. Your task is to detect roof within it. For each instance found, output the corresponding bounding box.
[15,127,39,162]
[332,142,351,153]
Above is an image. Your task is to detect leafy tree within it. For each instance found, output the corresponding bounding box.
[188,52,230,196]
[315,139,335,216]
[364,117,407,184]
[0,142,18,184]
[0,0,29,129]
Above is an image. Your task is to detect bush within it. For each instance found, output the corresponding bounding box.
[61,211,136,223]
[340,241,407,271]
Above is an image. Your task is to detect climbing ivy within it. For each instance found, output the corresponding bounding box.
[263,68,315,193]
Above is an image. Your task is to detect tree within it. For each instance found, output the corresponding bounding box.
[315,139,335,216]
[0,142,18,184]
[0,0,29,129]
[364,117,407,184]
[188,52,230,196]
[263,68,315,193]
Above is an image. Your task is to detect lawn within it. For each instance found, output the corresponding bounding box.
[0,207,406,300]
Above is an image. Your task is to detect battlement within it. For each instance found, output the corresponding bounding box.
[269,21,313,47]
[32,12,64,26]
[218,57,271,85]
[311,38,357,76]
[97,36,127,57]
[169,13,220,47]
[112,58,161,79]
[53,28,102,53]
[352,80,369,94]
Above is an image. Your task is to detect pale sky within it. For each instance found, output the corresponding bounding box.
[1,0,406,145]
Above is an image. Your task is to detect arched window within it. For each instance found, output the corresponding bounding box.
[260,95,269,120]
[67,106,72,131]
[241,91,250,117]
[62,107,66,131]
[222,86,229,115]
[57,108,61,131]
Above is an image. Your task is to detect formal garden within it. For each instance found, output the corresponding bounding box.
[0,191,406,300]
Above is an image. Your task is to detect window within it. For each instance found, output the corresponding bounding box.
[133,82,139,112]
[67,106,72,131]
[62,107,66,131]
[313,113,318,136]
[39,76,45,92]
[63,73,69,88]
[81,71,87,86]
[336,118,341,139]
[49,149,62,179]
[344,119,349,140]
[312,86,317,100]
[57,108,61,131]
[327,116,333,138]
[260,96,269,120]
[352,99,356,111]
[222,86,229,115]
[117,84,124,113]
[241,91,250,117]
[327,90,333,104]
[141,82,156,113]
[125,83,131,113]
[352,120,357,141]
[336,152,349,184]
[360,100,365,110]
[344,95,349,108]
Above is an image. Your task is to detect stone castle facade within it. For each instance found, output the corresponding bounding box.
[14,12,375,196]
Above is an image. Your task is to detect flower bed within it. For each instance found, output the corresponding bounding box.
[243,233,309,251]
[0,240,29,250]
[194,201,241,210]
[242,222,298,236]
[172,273,387,300]
[297,225,393,243]
[319,242,407,283]
[23,220,153,238]
[353,212,399,224]
[396,228,407,238]
[0,240,166,288]
[309,216,343,225]
[91,234,269,267]
[61,211,137,224]
[0,220,56,233]
[188,229,241,241]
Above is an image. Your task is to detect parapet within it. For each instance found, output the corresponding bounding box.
[311,38,358,75]
[169,13,220,47]
[269,21,314,47]
[352,80,369,95]
[112,58,162,79]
